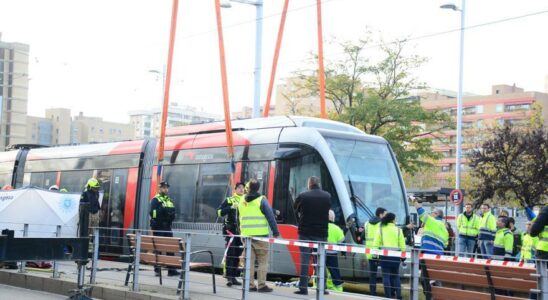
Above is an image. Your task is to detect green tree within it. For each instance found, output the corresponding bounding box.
[468,126,548,208]
[293,37,452,174]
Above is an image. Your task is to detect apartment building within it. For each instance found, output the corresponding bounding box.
[0,33,29,149]
[26,109,133,145]
[128,103,220,139]
[421,84,548,185]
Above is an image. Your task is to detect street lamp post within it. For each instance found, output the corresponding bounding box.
[441,0,466,254]
[221,0,263,118]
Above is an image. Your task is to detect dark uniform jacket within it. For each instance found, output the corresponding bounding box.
[80,189,100,214]
[217,195,244,236]
[149,194,176,230]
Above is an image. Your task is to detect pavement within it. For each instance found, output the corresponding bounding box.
[0,260,384,300]
[0,283,66,300]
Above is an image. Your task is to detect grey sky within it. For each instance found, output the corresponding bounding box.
[1,0,547,122]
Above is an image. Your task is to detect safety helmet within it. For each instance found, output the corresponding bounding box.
[60,188,68,193]
[87,178,100,189]
[49,185,59,191]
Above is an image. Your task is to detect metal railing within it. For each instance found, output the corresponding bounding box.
[2,223,547,300]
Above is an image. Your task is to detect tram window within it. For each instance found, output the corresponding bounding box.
[29,172,57,189]
[59,170,93,193]
[0,172,11,187]
[163,165,198,222]
[241,161,268,195]
[195,163,231,223]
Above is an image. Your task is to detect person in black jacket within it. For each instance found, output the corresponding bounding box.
[80,178,101,234]
[293,176,331,296]
[217,182,245,286]
[149,181,179,276]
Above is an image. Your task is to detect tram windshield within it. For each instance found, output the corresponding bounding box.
[325,137,406,225]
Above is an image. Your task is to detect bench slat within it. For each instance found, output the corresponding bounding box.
[427,269,490,288]
[157,255,183,267]
[488,265,536,281]
[139,252,156,265]
[491,276,537,293]
[424,259,485,275]
[431,286,491,300]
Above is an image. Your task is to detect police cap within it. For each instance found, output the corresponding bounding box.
[159,181,170,188]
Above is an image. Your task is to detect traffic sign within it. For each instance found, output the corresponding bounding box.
[449,189,463,205]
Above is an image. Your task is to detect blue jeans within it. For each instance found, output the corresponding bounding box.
[380,257,401,299]
[368,259,379,295]
[480,240,494,259]
[458,236,476,257]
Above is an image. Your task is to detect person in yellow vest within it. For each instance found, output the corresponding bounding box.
[520,221,539,262]
[363,207,386,296]
[372,212,405,300]
[414,200,448,255]
[325,210,345,292]
[492,216,514,261]
[238,179,279,293]
[530,205,548,261]
[457,203,480,257]
[478,203,497,259]
[217,182,245,287]
[149,181,179,276]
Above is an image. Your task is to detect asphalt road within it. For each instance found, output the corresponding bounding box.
[0,284,66,300]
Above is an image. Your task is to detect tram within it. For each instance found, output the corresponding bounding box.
[2,116,409,277]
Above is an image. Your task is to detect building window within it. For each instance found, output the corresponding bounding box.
[56,116,59,122]
[496,104,504,113]
[441,165,450,172]
[475,105,484,114]
[99,128,104,134]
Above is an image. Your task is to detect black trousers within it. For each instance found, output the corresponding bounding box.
[225,236,243,279]
[152,228,176,272]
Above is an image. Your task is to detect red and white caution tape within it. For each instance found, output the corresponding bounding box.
[251,237,536,269]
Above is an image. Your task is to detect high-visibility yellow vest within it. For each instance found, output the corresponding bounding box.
[521,233,538,261]
[238,196,269,237]
[479,212,497,241]
[152,193,174,219]
[457,213,480,237]
[217,194,244,217]
[493,228,513,258]
[372,223,405,252]
[364,221,380,259]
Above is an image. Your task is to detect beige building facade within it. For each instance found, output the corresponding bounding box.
[421,84,548,186]
[274,77,335,117]
[26,109,133,145]
[0,33,29,149]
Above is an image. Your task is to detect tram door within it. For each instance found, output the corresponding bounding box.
[96,169,128,254]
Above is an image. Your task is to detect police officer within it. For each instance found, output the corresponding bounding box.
[456,203,480,257]
[372,212,405,300]
[80,178,101,233]
[149,181,179,277]
[413,199,448,255]
[217,182,245,287]
[478,203,497,259]
[493,216,513,261]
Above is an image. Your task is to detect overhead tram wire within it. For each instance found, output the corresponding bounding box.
[178,0,340,41]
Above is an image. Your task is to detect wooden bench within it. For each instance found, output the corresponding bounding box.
[124,234,216,294]
[421,258,538,300]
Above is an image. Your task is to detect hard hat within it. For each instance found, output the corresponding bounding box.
[49,185,59,191]
[60,188,68,193]
[87,178,100,189]
[2,185,13,190]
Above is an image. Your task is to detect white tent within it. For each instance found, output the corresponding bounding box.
[0,187,81,237]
